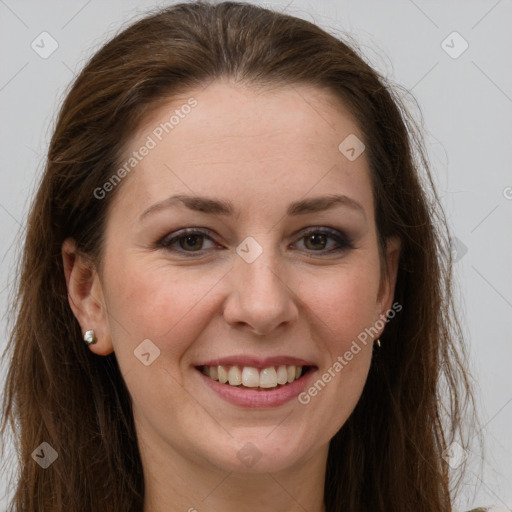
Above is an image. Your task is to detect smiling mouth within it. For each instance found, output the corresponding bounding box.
[197,364,314,391]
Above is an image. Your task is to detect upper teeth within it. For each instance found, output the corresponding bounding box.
[201,365,303,388]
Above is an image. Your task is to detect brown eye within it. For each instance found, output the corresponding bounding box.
[157,228,217,256]
[303,233,329,251]
[178,234,205,251]
[294,228,354,255]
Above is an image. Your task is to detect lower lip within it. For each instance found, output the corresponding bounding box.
[197,368,316,408]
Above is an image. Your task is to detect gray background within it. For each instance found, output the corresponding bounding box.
[0,1,511,510]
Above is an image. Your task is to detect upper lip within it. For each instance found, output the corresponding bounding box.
[196,356,316,370]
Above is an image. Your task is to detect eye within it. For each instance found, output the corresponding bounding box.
[293,227,354,255]
[156,226,354,257]
[156,228,217,255]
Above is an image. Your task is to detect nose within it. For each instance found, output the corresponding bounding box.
[222,249,299,336]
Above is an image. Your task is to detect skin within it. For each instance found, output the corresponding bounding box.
[63,79,400,512]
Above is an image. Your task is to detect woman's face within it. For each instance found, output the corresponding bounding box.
[68,80,399,475]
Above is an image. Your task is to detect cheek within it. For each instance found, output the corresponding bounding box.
[102,257,227,420]
[103,253,226,359]
[105,250,380,344]
[304,264,381,342]
[295,268,377,436]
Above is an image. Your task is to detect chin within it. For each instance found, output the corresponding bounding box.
[199,430,319,474]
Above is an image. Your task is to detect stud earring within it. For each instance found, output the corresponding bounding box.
[375,338,381,348]
[83,330,97,345]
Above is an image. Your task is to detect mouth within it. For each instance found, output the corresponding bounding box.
[195,364,316,391]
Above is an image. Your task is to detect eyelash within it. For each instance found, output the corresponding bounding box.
[156,227,355,257]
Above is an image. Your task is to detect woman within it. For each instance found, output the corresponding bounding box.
[0,1,483,511]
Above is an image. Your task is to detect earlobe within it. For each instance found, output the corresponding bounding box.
[61,238,114,356]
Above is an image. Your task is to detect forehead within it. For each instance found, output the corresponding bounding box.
[109,80,373,221]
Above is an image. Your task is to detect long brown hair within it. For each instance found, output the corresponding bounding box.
[1,2,480,510]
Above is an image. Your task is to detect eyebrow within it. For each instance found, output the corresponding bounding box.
[139,193,366,221]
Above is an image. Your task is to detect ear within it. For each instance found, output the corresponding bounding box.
[376,236,401,321]
[62,238,114,356]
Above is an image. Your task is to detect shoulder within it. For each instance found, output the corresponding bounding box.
[467,508,489,512]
